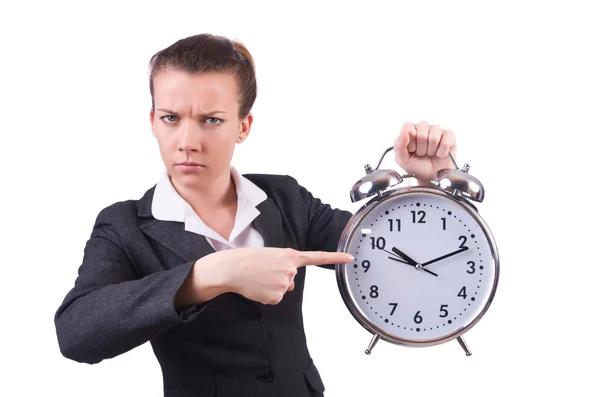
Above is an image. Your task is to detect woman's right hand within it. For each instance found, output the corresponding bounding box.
[185,248,354,305]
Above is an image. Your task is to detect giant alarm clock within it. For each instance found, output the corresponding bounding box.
[336,146,499,356]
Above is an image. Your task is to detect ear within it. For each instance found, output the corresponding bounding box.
[149,109,156,138]
[237,113,253,143]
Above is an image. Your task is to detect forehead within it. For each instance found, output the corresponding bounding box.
[153,69,239,113]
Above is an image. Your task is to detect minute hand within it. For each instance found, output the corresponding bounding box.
[421,247,469,267]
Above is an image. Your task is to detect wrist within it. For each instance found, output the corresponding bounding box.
[190,254,233,303]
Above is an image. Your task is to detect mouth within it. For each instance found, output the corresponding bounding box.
[175,162,206,171]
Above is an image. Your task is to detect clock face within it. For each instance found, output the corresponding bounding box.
[339,189,498,344]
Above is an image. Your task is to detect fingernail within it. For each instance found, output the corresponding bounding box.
[346,254,355,262]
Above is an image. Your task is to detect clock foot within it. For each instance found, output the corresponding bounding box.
[457,336,472,357]
[365,334,380,355]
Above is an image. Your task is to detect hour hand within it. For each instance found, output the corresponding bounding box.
[391,247,418,266]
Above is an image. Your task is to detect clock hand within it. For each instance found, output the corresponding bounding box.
[421,247,469,267]
[388,256,438,277]
[379,247,409,264]
[391,247,418,266]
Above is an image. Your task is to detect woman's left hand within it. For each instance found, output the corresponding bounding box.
[393,120,457,184]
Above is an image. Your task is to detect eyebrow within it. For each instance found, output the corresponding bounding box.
[156,108,226,116]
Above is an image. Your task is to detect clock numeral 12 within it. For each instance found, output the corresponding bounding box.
[411,210,426,223]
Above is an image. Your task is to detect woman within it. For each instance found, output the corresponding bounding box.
[54,33,457,397]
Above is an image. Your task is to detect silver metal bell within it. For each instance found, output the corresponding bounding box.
[432,154,485,203]
[349,146,485,203]
[350,147,413,203]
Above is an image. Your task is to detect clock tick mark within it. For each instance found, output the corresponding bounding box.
[416,328,420,332]
[448,211,452,215]
[471,297,476,301]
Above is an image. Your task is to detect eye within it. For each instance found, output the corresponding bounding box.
[160,115,179,124]
[205,117,223,125]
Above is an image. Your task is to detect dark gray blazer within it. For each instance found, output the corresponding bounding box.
[54,173,353,397]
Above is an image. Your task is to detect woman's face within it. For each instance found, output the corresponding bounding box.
[150,70,251,190]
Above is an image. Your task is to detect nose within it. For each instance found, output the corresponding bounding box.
[177,120,200,152]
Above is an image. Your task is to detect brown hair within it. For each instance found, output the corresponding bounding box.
[148,33,257,119]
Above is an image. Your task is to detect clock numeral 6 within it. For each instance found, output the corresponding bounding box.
[414,311,423,324]
[439,304,449,318]
[370,237,386,250]
[370,285,379,298]
[467,261,475,274]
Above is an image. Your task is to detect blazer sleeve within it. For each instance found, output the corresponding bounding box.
[295,179,354,269]
[54,206,205,365]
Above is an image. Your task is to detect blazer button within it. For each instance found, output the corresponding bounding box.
[257,370,275,383]
[246,305,263,321]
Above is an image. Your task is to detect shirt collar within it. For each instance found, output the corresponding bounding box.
[151,164,267,224]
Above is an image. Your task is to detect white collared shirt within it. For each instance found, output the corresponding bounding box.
[151,165,268,251]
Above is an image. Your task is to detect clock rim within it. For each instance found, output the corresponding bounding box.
[335,185,500,348]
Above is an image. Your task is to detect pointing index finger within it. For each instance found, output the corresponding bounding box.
[296,251,355,267]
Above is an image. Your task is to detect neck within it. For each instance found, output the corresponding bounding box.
[170,168,237,211]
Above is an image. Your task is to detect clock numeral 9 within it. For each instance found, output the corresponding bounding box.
[414,311,423,324]
[370,237,386,250]
[467,261,475,274]
[362,260,371,273]
[370,285,379,299]
[411,210,426,223]
[457,286,467,299]
[388,218,401,232]
[389,303,398,316]
[439,304,449,318]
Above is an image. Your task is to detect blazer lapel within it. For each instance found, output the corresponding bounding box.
[140,220,215,263]
[137,186,215,263]
[252,197,285,249]
[136,186,285,263]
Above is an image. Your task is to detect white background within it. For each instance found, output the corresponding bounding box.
[1,0,598,396]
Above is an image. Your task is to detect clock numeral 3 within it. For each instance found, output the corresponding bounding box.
[389,303,398,316]
[411,210,426,223]
[370,237,386,250]
[439,304,449,318]
[370,285,379,298]
[458,286,467,299]
[466,261,475,274]
[414,311,423,324]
